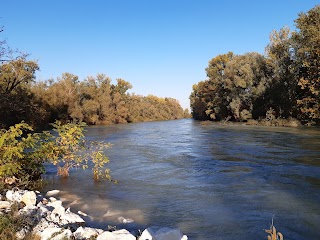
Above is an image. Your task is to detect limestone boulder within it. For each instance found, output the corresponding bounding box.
[6,189,26,202]
[97,229,136,240]
[39,227,72,240]
[32,218,60,236]
[139,227,188,240]
[73,226,104,239]
[46,190,60,197]
[21,191,37,207]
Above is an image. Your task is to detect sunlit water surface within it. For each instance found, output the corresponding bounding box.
[44,119,320,240]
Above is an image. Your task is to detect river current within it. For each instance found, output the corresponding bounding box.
[44,119,320,240]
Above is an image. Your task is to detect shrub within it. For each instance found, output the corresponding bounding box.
[0,122,48,186]
[0,121,112,189]
[48,121,111,181]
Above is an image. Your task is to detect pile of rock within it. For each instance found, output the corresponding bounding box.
[0,188,188,240]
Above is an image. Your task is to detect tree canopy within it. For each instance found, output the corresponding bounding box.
[190,5,320,125]
[0,29,189,129]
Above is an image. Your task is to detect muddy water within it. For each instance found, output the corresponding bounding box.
[44,119,320,240]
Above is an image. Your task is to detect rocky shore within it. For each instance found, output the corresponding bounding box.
[0,188,188,240]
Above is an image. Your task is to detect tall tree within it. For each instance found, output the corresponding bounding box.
[293,5,320,124]
[0,59,40,128]
[223,52,270,121]
[262,27,300,119]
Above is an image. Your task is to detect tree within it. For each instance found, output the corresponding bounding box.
[262,27,300,119]
[45,73,80,122]
[190,81,212,120]
[0,59,40,128]
[293,5,320,124]
[111,79,132,123]
[223,52,270,121]
[79,74,114,124]
[0,59,38,94]
[190,52,270,121]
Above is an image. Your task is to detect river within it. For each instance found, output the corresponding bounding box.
[44,119,320,240]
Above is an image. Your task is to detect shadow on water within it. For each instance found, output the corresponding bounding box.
[44,119,320,240]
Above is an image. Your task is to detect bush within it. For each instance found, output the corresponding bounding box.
[48,121,111,181]
[0,122,48,186]
[0,121,111,189]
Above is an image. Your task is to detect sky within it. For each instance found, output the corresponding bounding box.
[1,0,319,109]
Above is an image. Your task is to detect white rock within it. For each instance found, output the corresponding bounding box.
[61,211,85,224]
[97,229,136,240]
[47,200,65,215]
[39,227,62,239]
[16,227,29,239]
[118,216,134,223]
[21,191,37,206]
[37,205,50,218]
[6,189,25,202]
[32,218,59,235]
[139,227,186,240]
[73,226,104,239]
[51,229,72,240]
[77,210,88,216]
[49,196,57,202]
[46,190,60,197]
[39,227,72,240]
[0,201,11,209]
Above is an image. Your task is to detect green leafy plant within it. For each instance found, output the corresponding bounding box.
[0,122,49,184]
[0,121,112,188]
[48,121,111,181]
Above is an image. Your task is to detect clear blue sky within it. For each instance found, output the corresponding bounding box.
[1,0,318,109]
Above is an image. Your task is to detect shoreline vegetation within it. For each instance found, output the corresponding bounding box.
[200,116,301,128]
[190,5,320,127]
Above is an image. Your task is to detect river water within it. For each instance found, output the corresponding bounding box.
[44,119,320,240]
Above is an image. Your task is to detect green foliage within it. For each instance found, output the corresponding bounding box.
[0,121,112,186]
[190,5,320,126]
[293,5,320,124]
[190,52,270,122]
[0,122,47,182]
[0,59,46,129]
[48,121,111,181]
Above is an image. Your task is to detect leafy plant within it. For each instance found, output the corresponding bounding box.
[0,122,48,184]
[0,121,112,188]
[48,121,111,181]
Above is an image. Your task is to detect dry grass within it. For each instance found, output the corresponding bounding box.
[0,203,38,240]
[265,225,284,240]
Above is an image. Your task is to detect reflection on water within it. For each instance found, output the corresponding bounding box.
[44,119,320,240]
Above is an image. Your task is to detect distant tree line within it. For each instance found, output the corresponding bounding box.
[0,65,189,129]
[0,29,189,129]
[190,5,319,125]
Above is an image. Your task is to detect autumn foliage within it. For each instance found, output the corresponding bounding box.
[190,5,320,125]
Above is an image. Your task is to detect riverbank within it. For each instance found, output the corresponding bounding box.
[0,188,188,240]
[200,117,302,128]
